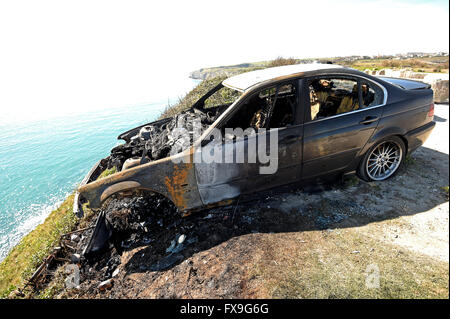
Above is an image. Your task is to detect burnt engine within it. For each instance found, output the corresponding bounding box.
[105,106,224,171]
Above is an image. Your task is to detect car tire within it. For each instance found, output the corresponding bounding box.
[358,136,406,182]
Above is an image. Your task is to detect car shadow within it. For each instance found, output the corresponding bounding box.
[434,115,447,122]
[122,145,448,275]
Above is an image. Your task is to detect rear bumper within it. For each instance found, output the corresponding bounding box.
[405,121,436,154]
[73,160,103,218]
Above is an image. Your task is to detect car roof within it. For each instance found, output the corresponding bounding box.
[222,63,345,92]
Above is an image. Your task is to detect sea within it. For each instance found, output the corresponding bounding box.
[0,75,200,261]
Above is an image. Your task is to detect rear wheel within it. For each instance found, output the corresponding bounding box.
[358,136,405,182]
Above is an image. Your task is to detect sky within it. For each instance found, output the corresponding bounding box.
[0,0,448,122]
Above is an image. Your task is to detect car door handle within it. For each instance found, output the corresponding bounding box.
[359,116,379,125]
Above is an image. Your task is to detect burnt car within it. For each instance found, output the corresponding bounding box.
[74,64,435,222]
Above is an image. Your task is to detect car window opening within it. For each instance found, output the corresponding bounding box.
[309,77,384,121]
[198,84,243,110]
[222,82,297,135]
[309,78,360,121]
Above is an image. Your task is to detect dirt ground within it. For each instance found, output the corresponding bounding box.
[53,104,449,299]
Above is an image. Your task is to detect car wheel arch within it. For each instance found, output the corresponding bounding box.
[99,184,180,212]
[357,134,407,181]
[359,126,406,156]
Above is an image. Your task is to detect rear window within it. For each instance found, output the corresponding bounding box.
[361,81,384,107]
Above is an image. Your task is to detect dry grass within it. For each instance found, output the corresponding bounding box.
[158,74,243,120]
[267,57,298,67]
[159,76,228,120]
[0,194,97,298]
[250,228,449,298]
[344,56,449,73]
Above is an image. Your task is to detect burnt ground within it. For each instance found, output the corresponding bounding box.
[40,104,449,299]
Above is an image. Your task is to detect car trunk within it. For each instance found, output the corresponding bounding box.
[378,77,431,90]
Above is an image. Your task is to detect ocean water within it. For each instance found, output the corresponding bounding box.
[0,77,200,261]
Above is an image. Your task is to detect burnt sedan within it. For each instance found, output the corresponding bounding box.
[74,64,435,221]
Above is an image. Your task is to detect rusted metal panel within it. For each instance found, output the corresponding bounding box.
[77,148,203,213]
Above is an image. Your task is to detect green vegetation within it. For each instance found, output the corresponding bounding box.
[405,155,416,166]
[36,266,67,299]
[0,195,77,298]
[97,166,117,179]
[203,86,242,109]
[160,76,227,119]
[442,186,449,200]
[159,74,249,120]
[344,175,360,188]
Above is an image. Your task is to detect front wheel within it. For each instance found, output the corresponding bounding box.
[358,136,406,182]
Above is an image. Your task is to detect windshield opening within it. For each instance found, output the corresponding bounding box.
[194,83,242,110]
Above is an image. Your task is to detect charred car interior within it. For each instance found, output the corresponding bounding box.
[308,77,383,121]
[224,82,297,131]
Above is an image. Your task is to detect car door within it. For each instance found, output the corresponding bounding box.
[194,135,250,205]
[246,80,304,191]
[195,80,304,204]
[302,75,384,179]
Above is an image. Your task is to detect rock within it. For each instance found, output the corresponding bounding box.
[166,235,187,254]
[178,234,186,244]
[186,236,198,245]
[209,233,221,244]
[11,289,24,298]
[207,279,215,289]
[149,254,184,271]
[171,243,184,254]
[166,240,177,253]
[98,278,114,291]
[70,234,79,241]
[70,253,81,263]
[431,80,449,103]
[112,268,120,278]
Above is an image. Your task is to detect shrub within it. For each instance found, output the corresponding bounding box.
[267,57,298,67]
